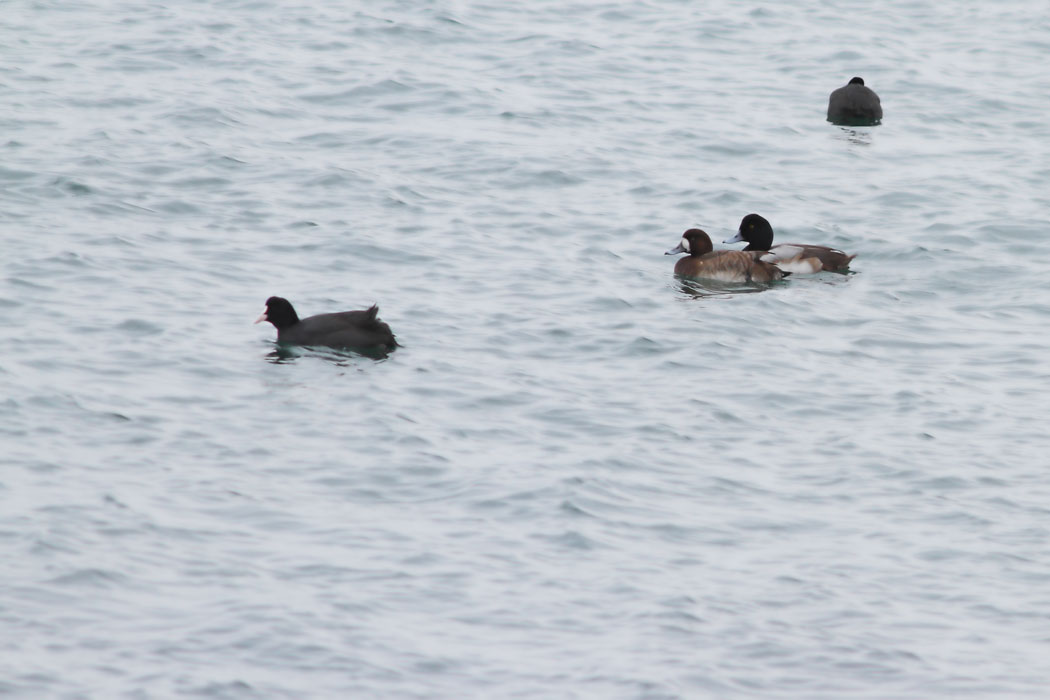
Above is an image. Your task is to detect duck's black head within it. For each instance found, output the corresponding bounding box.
[848,76,865,86]
[725,214,775,251]
[255,296,300,329]
[665,228,714,257]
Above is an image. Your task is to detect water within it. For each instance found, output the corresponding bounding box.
[3,1,1050,697]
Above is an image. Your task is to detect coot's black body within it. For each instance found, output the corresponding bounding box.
[256,296,398,353]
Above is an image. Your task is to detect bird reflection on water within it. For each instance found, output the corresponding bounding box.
[673,278,776,300]
[263,343,393,365]
[832,127,874,146]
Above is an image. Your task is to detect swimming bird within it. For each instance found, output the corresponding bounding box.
[724,214,856,273]
[255,296,398,353]
[665,229,790,283]
[827,76,882,126]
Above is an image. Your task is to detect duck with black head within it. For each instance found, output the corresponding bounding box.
[665,228,789,283]
[827,76,882,126]
[255,296,398,353]
[724,214,856,273]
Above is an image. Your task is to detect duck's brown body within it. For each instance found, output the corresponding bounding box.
[673,249,787,283]
[666,229,789,283]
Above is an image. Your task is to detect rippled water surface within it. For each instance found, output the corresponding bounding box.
[4,1,1050,697]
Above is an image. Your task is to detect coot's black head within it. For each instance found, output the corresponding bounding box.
[255,296,300,329]
[724,213,775,251]
[665,228,714,257]
[848,76,865,86]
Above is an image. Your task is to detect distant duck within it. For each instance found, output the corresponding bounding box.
[255,296,398,353]
[724,214,856,273]
[827,77,882,126]
[665,228,790,283]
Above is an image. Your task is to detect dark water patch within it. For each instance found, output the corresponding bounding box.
[153,200,204,215]
[67,95,154,109]
[299,79,412,104]
[165,106,243,127]
[0,295,26,309]
[47,568,131,589]
[702,141,758,157]
[534,529,603,551]
[304,170,373,188]
[136,163,182,177]
[113,319,164,336]
[50,177,93,196]
[503,168,585,189]
[0,165,37,181]
[622,335,669,356]
[170,176,232,190]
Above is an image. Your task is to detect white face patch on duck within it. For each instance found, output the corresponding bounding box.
[680,237,690,253]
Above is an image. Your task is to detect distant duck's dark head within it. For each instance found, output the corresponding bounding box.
[254,296,299,329]
[665,228,714,257]
[723,213,775,251]
[849,76,865,85]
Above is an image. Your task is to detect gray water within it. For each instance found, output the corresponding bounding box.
[4,1,1050,697]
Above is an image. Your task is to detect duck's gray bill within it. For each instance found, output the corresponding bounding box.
[723,231,744,244]
[665,242,686,255]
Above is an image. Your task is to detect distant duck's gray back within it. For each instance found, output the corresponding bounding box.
[827,77,882,125]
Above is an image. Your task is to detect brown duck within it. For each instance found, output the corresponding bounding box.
[665,228,789,283]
